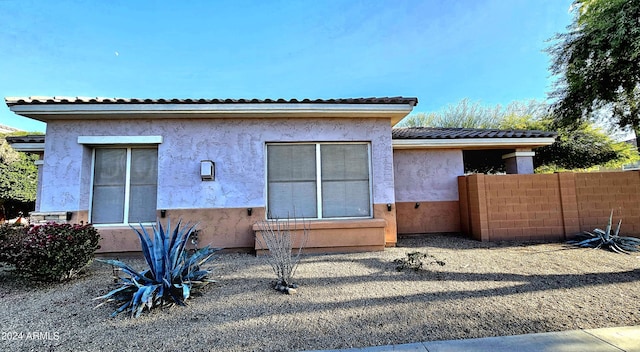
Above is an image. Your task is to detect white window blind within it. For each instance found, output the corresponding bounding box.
[267,143,371,219]
[91,147,158,224]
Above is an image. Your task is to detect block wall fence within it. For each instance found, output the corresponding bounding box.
[458,171,640,241]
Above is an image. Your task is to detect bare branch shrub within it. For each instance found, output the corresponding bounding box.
[256,217,309,294]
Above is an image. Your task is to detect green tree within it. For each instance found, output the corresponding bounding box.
[398,99,638,172]
[0,133,38,219]
[547,0,640,144]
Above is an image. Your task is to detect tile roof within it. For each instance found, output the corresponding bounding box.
[5,135,45,144]
[392,127,557,139]
[5,96,418,106]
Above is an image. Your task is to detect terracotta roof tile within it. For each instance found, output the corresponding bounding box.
[5,135,45,143]
[5,96,418,106]
[392,127,557,139]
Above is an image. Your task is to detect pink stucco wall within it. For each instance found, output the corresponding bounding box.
[393,149,464,202]
[40,117,396,213]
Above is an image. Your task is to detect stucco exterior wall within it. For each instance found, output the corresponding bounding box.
[393,149,464,234]
[393,149,463,202]
[41,117,396,212]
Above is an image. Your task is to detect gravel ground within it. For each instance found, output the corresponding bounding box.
[1,233,640,352]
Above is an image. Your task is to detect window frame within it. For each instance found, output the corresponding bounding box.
[265,142,373,220]
[88,146,158,226]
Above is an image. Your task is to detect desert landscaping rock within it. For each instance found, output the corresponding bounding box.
[1,234,639,351]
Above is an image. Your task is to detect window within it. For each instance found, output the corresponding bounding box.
[91,147,158,224]
[267,143,371,219]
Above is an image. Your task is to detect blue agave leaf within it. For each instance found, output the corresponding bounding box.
[97,259,149,282]
[170,221,197,268]
[614,218,622,237]
[140,284,160,307]
[130,286,148,316]
[152,223,167,283]
[186,270,211,280]
[605,210,613,238]
[182,283,191,300]
[111,301,132,317]
[575,237,602,246]
[167,284,186,306]
[130,223,154,271]
[94,285,132,301]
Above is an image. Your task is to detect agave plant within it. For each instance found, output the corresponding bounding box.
[94,219,220,317]
[569,210,640,254]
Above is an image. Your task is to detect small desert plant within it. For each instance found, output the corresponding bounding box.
[568,210,640,254]
[94,219,220,317]
[394,251,445,272]
[1,223,100,282]
[255,217,308,294]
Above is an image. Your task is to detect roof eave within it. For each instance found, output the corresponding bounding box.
[7,142,44,153]
[8,103,415,125]
[392,137,557,150]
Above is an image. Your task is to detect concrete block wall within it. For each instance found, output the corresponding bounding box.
[575,172,640,234]
[459,171,640,241]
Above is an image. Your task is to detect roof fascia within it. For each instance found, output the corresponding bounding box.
[8,103,415,125]
[392,137,557,150]
[8,143,44,152]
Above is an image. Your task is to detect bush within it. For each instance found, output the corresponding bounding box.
[95,219,220,317]
[0,223,28,264]
[2,223,101,282]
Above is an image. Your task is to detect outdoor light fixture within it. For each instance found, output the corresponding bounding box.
[415,202,420,209]
[66,211,73,221]
[247,208,253,216]
[200,160,215,181]
[160,210,166,218]
[387,203,392,211]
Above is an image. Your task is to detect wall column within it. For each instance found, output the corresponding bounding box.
[502,149,535,174]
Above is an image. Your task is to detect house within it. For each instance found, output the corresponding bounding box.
[5,96,556,253]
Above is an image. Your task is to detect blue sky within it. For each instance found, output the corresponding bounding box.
[0,0,573,132]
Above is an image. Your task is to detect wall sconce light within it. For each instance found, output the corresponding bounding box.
[247,208,253,216]
[415,202,420,209]
[200,160,215,181]
[66,211,73,221]
[386,203,392,211]
[160,210,166,218]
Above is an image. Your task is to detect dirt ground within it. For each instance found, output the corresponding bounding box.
[1,233,639,351]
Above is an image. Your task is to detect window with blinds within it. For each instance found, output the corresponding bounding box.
[267,143,371,219]
[91,147,158,224]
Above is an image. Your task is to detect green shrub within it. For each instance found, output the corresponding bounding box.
[7,223,101,282]
[0,223,28,264]
[95,219,220,317]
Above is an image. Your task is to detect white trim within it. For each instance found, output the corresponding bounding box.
[501,151,536,159]
[89,146,158,225]
[265,142,373,220]
[392,137,556,149]
[315,144,323,219]
[8,143,44,152]
[78,135,163,145]
[11,103,411,114]
[123,149,132,222]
